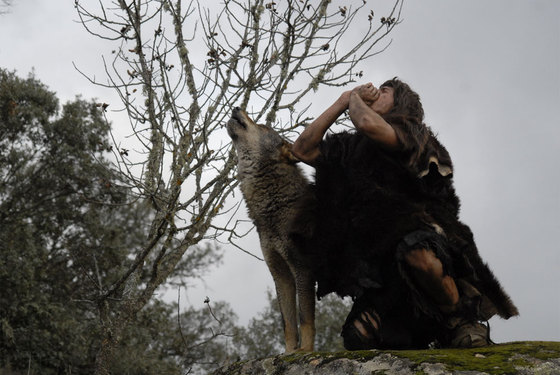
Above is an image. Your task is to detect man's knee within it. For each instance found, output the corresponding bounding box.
[404,248,459,308]
[405,248,443,277]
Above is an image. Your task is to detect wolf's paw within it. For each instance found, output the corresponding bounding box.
[282,347,313,355]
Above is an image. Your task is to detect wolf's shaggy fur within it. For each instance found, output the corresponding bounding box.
[227,108,315,353]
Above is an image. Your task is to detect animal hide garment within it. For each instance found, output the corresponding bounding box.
[292,116,518,326]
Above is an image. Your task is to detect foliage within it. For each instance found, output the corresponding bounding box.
[0,69,225,374]
[108,299,238,375]
[229,290,352,360]
[0,68,117,373]
[231,290,285,359]
[314,295,353,352]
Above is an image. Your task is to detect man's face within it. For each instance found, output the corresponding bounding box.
[371,86,394,115]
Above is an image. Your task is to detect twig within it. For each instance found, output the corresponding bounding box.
[204,296,222,325]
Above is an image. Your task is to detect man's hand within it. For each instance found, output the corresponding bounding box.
[348,87,399,150]
[353,83,380,106]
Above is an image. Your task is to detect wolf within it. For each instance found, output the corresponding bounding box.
[227,107,315,353]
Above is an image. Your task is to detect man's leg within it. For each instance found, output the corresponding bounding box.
[342,305,381,350]
[404,248,492,347]
[343,304,422,350]
[404,248,459,313]
[342,290,419,350]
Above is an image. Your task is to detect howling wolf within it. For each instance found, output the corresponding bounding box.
[227,107,315,353]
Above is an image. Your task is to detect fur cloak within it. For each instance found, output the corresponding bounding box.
[292,115,518,331]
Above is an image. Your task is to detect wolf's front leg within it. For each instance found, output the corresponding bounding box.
[265,251,299,353]
[296,270,316,352]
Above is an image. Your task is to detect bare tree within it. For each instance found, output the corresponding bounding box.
[74,0,402,373]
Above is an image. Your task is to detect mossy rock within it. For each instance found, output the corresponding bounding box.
[212,341,560,375]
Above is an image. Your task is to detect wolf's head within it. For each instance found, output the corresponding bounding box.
[227,107,298,167]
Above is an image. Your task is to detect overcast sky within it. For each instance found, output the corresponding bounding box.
[1,1,558,344]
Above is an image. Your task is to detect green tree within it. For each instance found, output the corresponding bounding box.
[0,68,122,373]
[314,295,353,352]
[0,69,229,374]
[107,298,240,375]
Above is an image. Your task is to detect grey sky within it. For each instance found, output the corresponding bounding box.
[1,0,558,343]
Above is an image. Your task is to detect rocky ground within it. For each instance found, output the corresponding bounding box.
[212,341,560,375]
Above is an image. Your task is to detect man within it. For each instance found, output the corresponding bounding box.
[292,78,518,349]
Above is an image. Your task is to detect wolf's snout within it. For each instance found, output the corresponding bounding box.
[232,107,243,120]
[230,107,247,130]
[227,107,246,140]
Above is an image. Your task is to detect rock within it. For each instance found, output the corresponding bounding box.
[212,341,560,375]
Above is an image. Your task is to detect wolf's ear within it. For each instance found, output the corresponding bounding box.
[281,141,301,164]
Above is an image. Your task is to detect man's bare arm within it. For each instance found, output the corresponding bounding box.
[348,90,399,149]
[292,91,350,165]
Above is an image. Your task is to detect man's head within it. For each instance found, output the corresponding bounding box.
[380,78,424,122]
[370,85,394,115]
